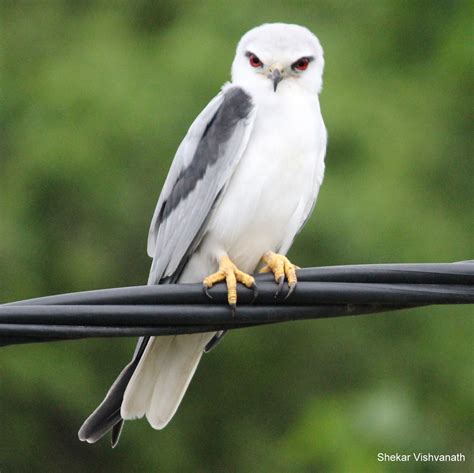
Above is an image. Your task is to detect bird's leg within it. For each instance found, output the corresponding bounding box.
[260,251,298,299]
[203,255,257,313]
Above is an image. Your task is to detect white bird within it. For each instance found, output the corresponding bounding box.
[78,22,327,446]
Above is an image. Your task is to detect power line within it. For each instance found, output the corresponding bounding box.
[1,262,473,347]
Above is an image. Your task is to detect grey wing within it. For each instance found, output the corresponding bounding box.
[77,86,256,445]
[147,85,256,284]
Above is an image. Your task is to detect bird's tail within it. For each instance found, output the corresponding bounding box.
[78,354,141,445]
[78,332,214,445]
[121,332,214,429]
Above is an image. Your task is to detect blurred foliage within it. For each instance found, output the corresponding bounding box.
[0,1,473,472]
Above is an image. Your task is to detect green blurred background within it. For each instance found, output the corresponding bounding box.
[1,1,472,472]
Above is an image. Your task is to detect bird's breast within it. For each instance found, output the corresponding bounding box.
[204,93,325,272]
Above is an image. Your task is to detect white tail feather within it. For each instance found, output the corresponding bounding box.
[121,333,214,429]
[121,336,173,420]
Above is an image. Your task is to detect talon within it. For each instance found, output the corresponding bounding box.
[203,283,213,300]
[284,259,297,290]
[284,282,297,300]
[230,303,237,317]
[275,275,285,298]
[262,251,299,299]
[202,255,254,309]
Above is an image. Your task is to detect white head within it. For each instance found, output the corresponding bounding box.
[231,23,324,95]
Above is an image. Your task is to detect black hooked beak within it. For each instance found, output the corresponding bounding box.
[271,69,283,92]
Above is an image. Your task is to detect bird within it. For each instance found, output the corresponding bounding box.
[78,22,327,447]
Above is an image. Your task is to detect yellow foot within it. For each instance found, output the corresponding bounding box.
[260,251,298,299]
[203,255,257,312]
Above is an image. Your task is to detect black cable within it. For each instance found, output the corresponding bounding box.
[1,262,472,347]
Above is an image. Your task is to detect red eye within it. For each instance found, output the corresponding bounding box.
[249,54,262,68]
[294,58,309,71]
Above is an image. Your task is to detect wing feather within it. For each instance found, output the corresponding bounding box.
[78,86,256,444]
[147,85,256,283]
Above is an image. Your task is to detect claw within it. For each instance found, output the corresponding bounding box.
[262,251,299,300]
[275,275,285,298]
[230,303,237,317]
[202,255,254,309]
[203,283,213,300]
[284,282,297,300]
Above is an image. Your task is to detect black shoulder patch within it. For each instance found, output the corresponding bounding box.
[160,87,252,221]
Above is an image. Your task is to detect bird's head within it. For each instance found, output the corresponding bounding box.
[231,23,324,95]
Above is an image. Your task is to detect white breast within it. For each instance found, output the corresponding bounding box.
[183,86,326,279]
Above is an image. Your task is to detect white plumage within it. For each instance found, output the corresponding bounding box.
[80,23,327,443]
[122,333,214,428]
[122,23,326,430]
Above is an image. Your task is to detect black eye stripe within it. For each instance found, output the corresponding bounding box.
[245,52,314,69]
[245,51,260,60]
[246,51,263,68]
[291,56,314,69]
